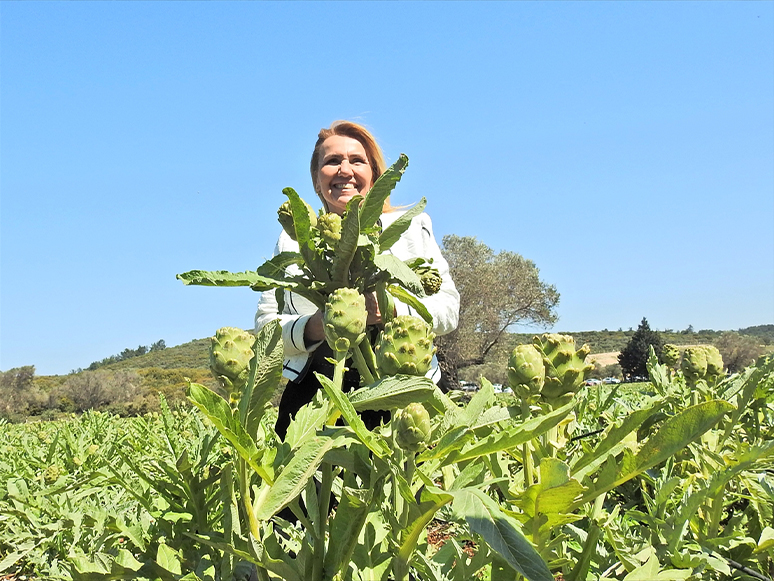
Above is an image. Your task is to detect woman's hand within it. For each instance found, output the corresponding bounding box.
[304,311,325,344]
[364,292,382,326]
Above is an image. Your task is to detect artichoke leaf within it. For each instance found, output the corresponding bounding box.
[374,254,424,296]
[348,375,436,411]
[331,196,362,287]
[386,285,433,325]
[176,269,276,287]
[238,320,284,437]
[380,197,427,251]
[359,154,409,229]
[282,187,314,248]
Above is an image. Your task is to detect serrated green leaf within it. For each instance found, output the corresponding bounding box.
[386,285,433,325]
[157,543,182,575]
[187,383,272,483]
[374,254,424,296]
[379,197,427,250]
[254,435,341,520]
[451,488,552,581]
[176,269,272,287]
[239,320,283,436]
[316,372,391,458]
[331,196,362,287]
[441,401,575,466]
[347,375,436,411]
[359,154,409,229]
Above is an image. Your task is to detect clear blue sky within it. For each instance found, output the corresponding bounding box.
[2,2,773,375]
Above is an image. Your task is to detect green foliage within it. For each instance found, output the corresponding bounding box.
[618,318,664,379]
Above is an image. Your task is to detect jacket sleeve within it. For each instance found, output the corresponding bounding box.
[254,235,323,358]
[393,213,460,337]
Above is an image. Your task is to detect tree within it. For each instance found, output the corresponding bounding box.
[714,332,765,374]
[618,318,663,380]
[435,235,560,390]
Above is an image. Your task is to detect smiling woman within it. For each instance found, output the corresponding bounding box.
[255,120,460,439]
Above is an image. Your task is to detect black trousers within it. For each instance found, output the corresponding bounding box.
[275,342,389,440]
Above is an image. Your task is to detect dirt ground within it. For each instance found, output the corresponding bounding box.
[587,352,620,367]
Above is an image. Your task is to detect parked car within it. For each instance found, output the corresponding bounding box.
[602,377,621,384]
[584,378,602,386]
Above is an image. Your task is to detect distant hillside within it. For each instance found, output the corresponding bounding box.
[506,325,773,354]
[97,338,211,371]
[738,324,774,343]
[68,324,774,376]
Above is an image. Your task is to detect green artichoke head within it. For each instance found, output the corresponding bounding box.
[44,465,62,485]
[662,344,681,368]
[210,327,255,395]
[394,402,432,452]
[507,344,546,405]
[323,287,367,354]
[681,346,708,383]
[533,333,593,408]
[277,199,317,241]
[420,269,442,296]
[375,315,437,376]
[317,212,342,247]
[701,345,725,380]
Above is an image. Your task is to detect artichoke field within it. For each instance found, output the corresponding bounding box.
[2,156,773,581]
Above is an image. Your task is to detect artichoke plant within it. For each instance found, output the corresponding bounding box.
[702,345,725,380]
[317,212,342,247]
[323,287,367,355]
[681,346,708,384]
[277,199,317,242]
[508,344,546,406]
[374,315,437,377]
[209,327,255,398]
[662,343,681,368]
[394,402,432,452]
[534,333,593,409]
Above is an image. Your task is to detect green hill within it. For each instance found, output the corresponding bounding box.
[99,338,211,371]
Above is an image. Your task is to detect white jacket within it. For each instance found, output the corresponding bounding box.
[255,210,460,382]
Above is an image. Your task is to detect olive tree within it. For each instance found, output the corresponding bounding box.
[436,235,560,390]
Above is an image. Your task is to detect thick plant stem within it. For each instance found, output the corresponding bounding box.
[312,464,334,581]
[239,459,260,539]
[705,488,727,541]
[376,282,394,325]
[521,400,535,487]
[351,343,375,385]
[359,339,380,381]
[400,453,416,529]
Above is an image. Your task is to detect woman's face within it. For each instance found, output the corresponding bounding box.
[315,135,374,215]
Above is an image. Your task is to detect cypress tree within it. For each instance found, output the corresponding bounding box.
[618,318,663,380]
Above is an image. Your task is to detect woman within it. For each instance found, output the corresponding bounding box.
[255,121,459,439]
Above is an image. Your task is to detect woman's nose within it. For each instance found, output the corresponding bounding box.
[338,159,353,175]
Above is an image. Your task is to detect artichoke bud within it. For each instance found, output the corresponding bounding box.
[375,315,437,376]
[210,327,255,395]
[507,344,546,404]
[317,212,342,247]
[43,465,62,485]
[394,403,432,452]
[277,199,318,241]
[681,346,708,383]
[323,288,367,354]
[701,345,724,380]
[533,333,593,408]
[420,269,442,296]
[662,344,681,368]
